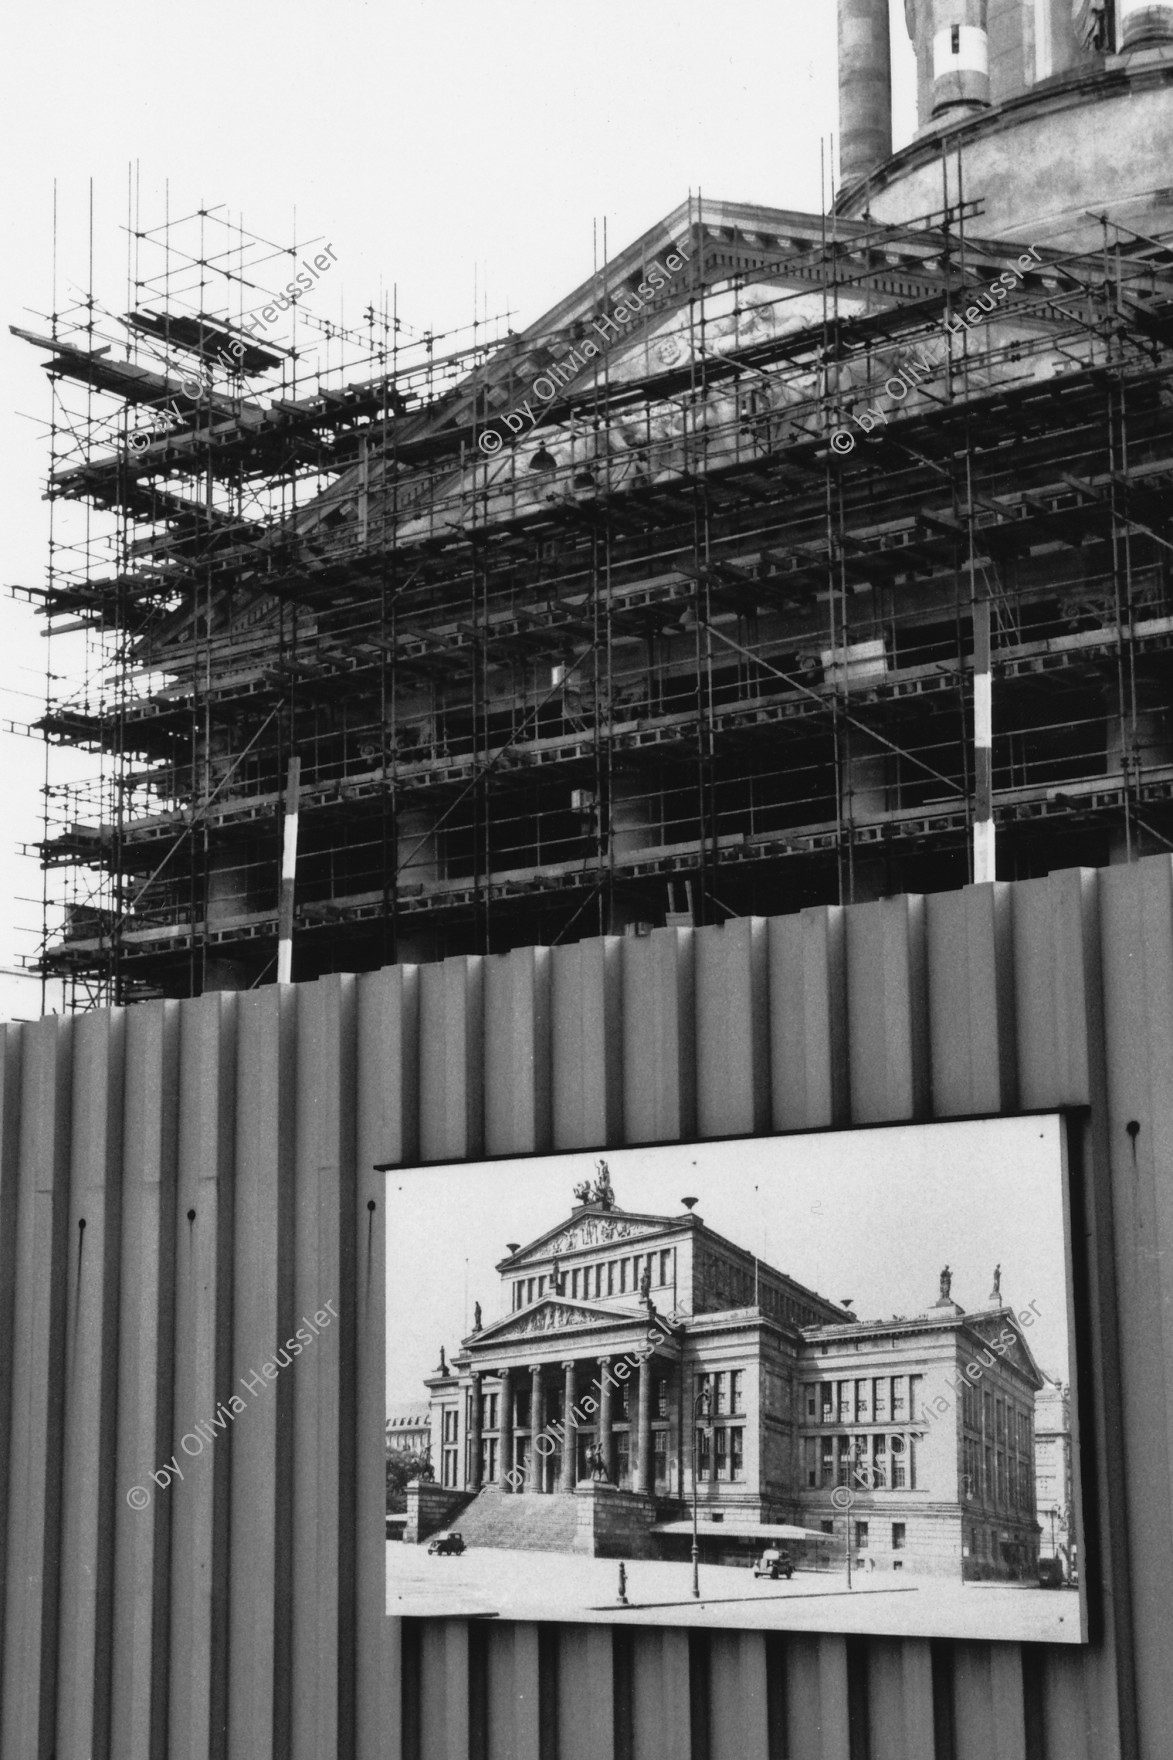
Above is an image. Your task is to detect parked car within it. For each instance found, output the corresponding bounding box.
[753,1547,794,1580]
[1038,1556,1066,1588]
[428,1530,466,1556]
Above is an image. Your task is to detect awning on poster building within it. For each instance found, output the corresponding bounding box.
[651,1521,829,1541]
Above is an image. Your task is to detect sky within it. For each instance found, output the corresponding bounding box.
[0,1,918,1024]
[385,1114,1072,1410]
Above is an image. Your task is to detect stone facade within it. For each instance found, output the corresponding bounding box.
[573,1483,659,1559]
[409,1175,1046,1577]
[403,1480,473,1544]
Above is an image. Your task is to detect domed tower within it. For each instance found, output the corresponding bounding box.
[837,0,1173,247]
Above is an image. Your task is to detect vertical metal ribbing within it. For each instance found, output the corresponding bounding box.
[276,756,301,985]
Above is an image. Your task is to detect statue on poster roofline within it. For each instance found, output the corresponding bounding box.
[573,1159,615,1210]
[939,1266,952,1303]
[473,1301,482,1332]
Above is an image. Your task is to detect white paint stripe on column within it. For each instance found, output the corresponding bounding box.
[973,817,996,885]
[974,672,992,747]
[276,757,301,985]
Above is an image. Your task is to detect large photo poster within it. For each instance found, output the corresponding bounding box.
[385,1114,1085,1642]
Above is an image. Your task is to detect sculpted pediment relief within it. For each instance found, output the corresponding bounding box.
[476,1300,617,1342]
[514,1214,660,1263]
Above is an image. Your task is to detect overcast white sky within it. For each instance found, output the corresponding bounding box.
[386,1114,1072,1410]
[0,1,919,1023]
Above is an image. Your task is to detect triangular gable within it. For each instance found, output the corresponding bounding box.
[964,1312,1045,1389]
[502,1206,677,1269]
[470,1296,643,1345]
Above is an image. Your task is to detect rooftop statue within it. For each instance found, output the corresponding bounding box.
[572,1159,616,1210]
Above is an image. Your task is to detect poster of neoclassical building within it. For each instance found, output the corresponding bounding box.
[385,1115,1085,1641]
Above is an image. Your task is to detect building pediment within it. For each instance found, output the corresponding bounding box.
[502,1206,675,1269]
[471,1297,644,1345]
[966,1314,1045,1388]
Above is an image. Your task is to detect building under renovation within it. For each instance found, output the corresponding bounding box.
[15,0,1173,1003]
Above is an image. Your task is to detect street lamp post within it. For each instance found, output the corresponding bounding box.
[832,1450,875,1591]
[691,1382,712,1600]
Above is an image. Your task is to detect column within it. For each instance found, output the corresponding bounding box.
[468,1373,483,1491]
[561,1361,577,1492]
[499,1368,514,1492]
[636,1356,654,1496]
[708,1384,718,1489]
[529,1364,545,1493]
[929,0,991,119]
[1119,0,1173,51]
[837,0,893,187]
[597,1357,613,1484]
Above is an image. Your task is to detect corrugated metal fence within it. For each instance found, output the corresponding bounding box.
[2,860,1172,1759]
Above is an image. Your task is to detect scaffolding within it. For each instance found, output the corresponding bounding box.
[12,180,1173,1005]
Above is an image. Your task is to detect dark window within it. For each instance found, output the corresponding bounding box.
[656,1379,668,1419]
[731,1369,744,1414]
[951,23,960,53]
[855,1521,869,1550]
[729,1427,744,1481]
[892,1522,906,1551]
